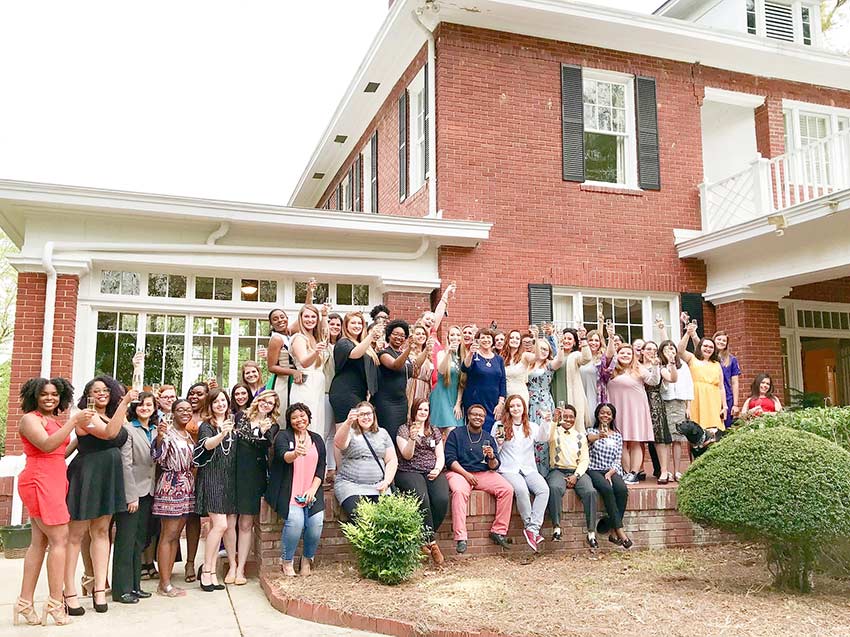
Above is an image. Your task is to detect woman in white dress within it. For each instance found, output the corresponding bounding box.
[501,329,536,407]
[289,304,329,437]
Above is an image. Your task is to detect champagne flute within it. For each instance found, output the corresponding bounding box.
[131,349,144,403]
[481,441,493,464]
[86,396,96,428]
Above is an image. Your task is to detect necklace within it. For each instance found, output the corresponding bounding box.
[174,428,191,441]
[466,426,483,445]
[216,421,233,456]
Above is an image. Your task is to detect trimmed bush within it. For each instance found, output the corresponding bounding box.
[341,493,425,585]
[733,406,850,453]
[678,426,850,592]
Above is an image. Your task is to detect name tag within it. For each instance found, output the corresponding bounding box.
[289,441,295,450]
[429,439,436,448]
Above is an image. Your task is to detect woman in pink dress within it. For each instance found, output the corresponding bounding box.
[603,343,654,484]
[15,377,94,626]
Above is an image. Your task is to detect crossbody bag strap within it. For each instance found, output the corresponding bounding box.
[360,431,385,480]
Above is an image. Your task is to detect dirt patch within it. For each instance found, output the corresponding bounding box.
[267,544,850,637]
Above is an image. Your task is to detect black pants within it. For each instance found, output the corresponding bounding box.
[586,470,628,530]
[393,471,450,541]
[112,495,152,599]
[545,468,597,531]
[340,494,380,521]
[647,442,661,477]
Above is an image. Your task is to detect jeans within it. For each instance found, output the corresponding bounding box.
[281,505,324,561]
[393,471,450,541]
[545,468,597,531]
[500,471,549,535]
[586,470,628,530]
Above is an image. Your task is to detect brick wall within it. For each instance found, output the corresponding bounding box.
[382,291,433,325]
[1,273,79,525]
[715,300,784,404]
[788,277,850,304]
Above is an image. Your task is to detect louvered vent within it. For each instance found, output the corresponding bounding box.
[764,2,795,42]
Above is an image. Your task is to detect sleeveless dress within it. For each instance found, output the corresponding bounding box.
[18,413,71,525]
[406,356,433,407]
[505,359,530,405]
[430,353,464,429]
[66,425,129,520]
[644,365,671,444]
[269,331,291,421]
[580,359,600,427]
[606,373,654,442]
[288,333,327,437]
[371,347,412,441]
[689,359,724,430]
[329,337,376,423]
[528,364,555,474]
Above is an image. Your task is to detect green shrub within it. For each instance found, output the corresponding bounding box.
[341,493,425,585]
[733,406,850,453]
[678,426,850,592]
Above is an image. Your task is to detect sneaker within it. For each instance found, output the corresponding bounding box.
[535,534,545,545]
[489,532,510,549]
[456,540,467,554]
[523,529,539,552]
[623,472,638,485]
[552,528,562,541]
[586,535,599,549]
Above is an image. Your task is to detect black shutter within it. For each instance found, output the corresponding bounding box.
[353,154,363,212]
[423,63,429,179]
[635,76,661,191]
[370,131,379,213]
[680,293,705,353]
[528,284,554,325]
[561,64,585,182]
[398,90,408,201]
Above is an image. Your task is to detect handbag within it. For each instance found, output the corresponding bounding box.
[361,431,395,496]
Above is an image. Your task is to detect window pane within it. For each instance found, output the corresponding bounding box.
[613,298,629,324]
[832,312,841,330]
[120,313,138,332]
[260,280,277,303]
[196,276,213,300]
[295,281,329,304]
[169,275,187,298]
[163,335,184,386]
[842,314,850,331]
[353,284,370,306]
[214,278,233,301]
[651,301,671,342]
[583,80,597,105]
[240,279,260,302]
[147,314,166,333]
[169,316,186,333]
[149,274,168,297]
[628,299,643,328]
[121,272,140,296]
[191,336,230,388]
[101,271,121,294]
[598,81,611,105]
[583,296,598,324]
[116,333,137,385]
[337,284,353,306]
[95,331,116,378]
[145,334,165,385]
[97,312,118,331]
[778,307,786,327]
[584,132,624,184]
[611,84,625,108]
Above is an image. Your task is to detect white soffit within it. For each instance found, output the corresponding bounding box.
[703,87,765,108]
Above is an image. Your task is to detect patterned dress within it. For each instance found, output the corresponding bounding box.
[528,364,555,474]
[193,422,237,515]
[406,355,433,409]
[643,365,671,444]
[151,428,195,518]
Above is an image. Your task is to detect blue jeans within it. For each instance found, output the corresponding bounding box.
[281,505,324,561]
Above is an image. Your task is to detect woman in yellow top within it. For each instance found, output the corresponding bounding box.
[677,321,727,430]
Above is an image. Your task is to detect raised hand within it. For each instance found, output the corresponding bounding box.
[577,325,588,340]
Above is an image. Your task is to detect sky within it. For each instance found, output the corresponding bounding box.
[0,0,846,207]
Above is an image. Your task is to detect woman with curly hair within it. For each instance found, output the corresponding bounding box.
[14,377,94,626]
[233,389,280,585]
[372,319,414,440]
[65,375,138,615]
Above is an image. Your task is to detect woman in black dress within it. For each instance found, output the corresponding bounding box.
[65,377,137,615]
[233,389,279,585]
[371,320,414,441]
[193,388,237,592]
[329,312,380,423]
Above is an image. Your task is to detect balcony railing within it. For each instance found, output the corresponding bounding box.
[700,129,850,232]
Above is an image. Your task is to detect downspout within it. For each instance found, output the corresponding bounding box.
[413,6,439,218]
[40,241,56,378]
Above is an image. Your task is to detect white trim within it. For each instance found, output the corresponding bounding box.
[781,99,850,119]
[703,87,765,109]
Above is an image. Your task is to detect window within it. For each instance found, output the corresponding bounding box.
[195,276,233,301]
[552,289,677,344]
[746,0,757,34]
[801,6,812,45]
[407,67,428,194]
[362,143,373,214]
[240,279,277,303]
[582,74,635,186]
[747,1,819,46]
[95,311,138,384]
[100,271,140,296]
[295,281,329,304]
[238,318,271,380]
[148,274,187,298]
[144,314,185,386]
[336,283,370,306]
[341,171,351,212]
[190,317,232,388]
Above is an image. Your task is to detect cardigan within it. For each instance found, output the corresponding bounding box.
[265,429,326,521]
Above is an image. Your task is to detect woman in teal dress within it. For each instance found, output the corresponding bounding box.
[430,326,464,433]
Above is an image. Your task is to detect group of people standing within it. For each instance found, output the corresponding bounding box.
[14,280,783,625]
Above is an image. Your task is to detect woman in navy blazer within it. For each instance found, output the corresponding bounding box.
[265,402,326,576]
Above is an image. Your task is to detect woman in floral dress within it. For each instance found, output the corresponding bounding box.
[528,339,562,474]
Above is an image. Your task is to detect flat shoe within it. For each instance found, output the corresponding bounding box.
[234,576,248,586]
[116,593,139,604]
[658,475,669,484]
[224,574,236,585]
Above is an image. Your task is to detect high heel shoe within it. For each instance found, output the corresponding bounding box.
[92,589,108,613]
[41,597,72,626]
[63,593,85,616]
[80,574,95,597]
[199,570,216,592]
[13,597,41,626]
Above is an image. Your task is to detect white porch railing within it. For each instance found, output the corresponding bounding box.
[700,129,850,232]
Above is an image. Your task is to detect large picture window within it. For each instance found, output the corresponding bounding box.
[95,312,138,384]
[144,314,186,386]
[191,317,232,388]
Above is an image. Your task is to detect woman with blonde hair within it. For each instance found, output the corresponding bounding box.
[233,390,280,585]
[431,325,465,431]
[406,322,435,407]
[290,303,329,437]
[502,330,536,405]
[329,311,381,423]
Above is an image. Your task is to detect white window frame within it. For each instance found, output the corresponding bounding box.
[782,99,850,185]
[581,68,639,190]
[362,142,373,214]
[747,0,822,47]
[407,68,427,195]
[341,173,352,212]
[551,287,681,344]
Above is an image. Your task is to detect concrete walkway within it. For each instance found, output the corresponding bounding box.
[2,543,376,636]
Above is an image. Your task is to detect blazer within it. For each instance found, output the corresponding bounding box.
[120,420,156,504]
[265,429,326,521]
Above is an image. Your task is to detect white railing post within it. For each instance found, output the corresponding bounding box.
[752,155,772,215]
[699,181,711,231]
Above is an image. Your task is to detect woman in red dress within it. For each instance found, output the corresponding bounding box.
[15,377,94,626]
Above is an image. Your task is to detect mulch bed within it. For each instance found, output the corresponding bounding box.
[266,544,850,637]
